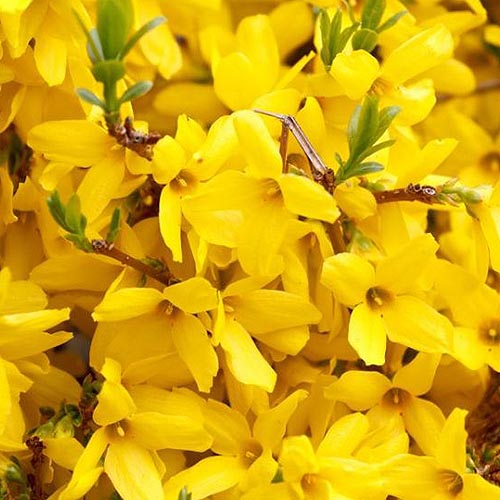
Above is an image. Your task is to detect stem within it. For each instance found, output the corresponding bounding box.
[103,82,120,127]
[372,184,439,204]
[91,239,176,287]
[26,436,45,500]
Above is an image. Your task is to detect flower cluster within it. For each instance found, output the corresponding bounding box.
[1,0,500,499]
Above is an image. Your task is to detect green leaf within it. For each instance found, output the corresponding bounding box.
[76,88,105,108]
[373,105,401,142]
[361,0,386,30]
[97,0,134,59]
[377,10,407,33]
[351,28,378,52]
[357,139,396,162]
[350,95,379,158]
[328,9,343,58]
[178,487,192,500]
[65,194,82,233]
[47,192,71,232]
[92,60,126,85]
[338,22,360,52]
[349,161,384,177]
[73,10,103,63]
[319,10,332,67]
[106,208,121,243]
[118,16,166,60]
[347,105,361,152]
[119,81,153,104]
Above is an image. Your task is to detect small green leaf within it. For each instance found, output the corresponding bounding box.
[118,16,166,60]
[88,28,105,63]
[319,10,331,66]
[271,466,284,483]
[97,0,134,59]
[347,105,361,152]
[76,88,106,108]
[106,208,121,243]
[65,194,82,233]
[374,105,401,142]
[338,22,360,52]
[92,60,126,85]
[119,81,153,104]
[349,161,384,177]
[328,9,343,58]
[178,486,192,500]
[362,0,386,30]
[350,96,379,158]
[377,10,407,33]
[351,28,378,52]
[47,191,71,232]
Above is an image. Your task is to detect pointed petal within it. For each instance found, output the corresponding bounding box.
[381,24,454,86]
[126,411,212,452]
[348,303,387,366]
[28,120,114,165]
[253,389,308,450]
[403,397,445,456]
[393,353,441,396]
[162,278,218,314]
[317,413,370,458]
[253,325,309,355]
[152,135,185,184]
[325,370,391,411]
[280,174,340,222]
[384,296,453,354]
[230,289,321,334]
[376,234,438,295]
[220,318,277,392]
[463,473,500,499]
[321,253,375,307]
[163,456,246,500]
[170,312,218,393]
[233,110,282,179]
[105,440,163,500]
[159,186,183,262]
[93,288,164,322]
[435,408,467,473]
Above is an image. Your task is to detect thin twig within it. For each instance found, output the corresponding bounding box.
[253,109,336,192]
[437,79,500,103]
[91,240,176,287]
[26,436,46,500]
[372,183,440,205]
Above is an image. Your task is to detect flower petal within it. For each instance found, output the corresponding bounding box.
[435,408,467,473]
[159,185,183,262]
[393,353,441,396]
[162,277,218,314]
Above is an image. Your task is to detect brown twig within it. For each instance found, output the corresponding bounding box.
[91,240,177,287]
[372,183,440,205]
[437,79,500,103]
[253,109,336,192]
[26,436,46,500]
[108,116,162,160]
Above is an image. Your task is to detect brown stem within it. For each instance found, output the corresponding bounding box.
[91,240,176,287]
[437,79,500,103]
[108,116,162,160]
[26,436,46,500]
[372,183,440,205]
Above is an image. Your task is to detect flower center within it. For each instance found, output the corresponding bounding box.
[366,286,393,310]
[479,318,500,346]
[382,388,409,409]
[437,469,464,497]
[370,78,393,96]
[301,473,319,492]
[171,170,197,194]
[241,439,263,466]
[480,151,500,174]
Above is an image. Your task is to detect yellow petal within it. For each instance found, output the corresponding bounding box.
[105,440,163,500]
[384,296,453,354]
[44,437,83,470]
[159,186,183,262]
[126,411,212,452]
[349,303,387,366]
[253,389,308,450]
[93,288,164,322]
[162,277,218,314]
[334,183,377,220]
[375,234,438,295]
[330,50,379,100]
[27,120,114,165]
[164,456,246,500]
[436,408,467,473]
[152,135,186,184]
[318,413,370,458]
[230,289,321,334]
[0,308,69,333]
[169,312,218,393]
[232,110,282,179]
[393,353,441,396]
[403,396,445,456]
[280,174,340,222]
[325,371,391,411]
[220,318,277,392]
[253,325,309,355]
[34,29,67,86]
[321,253,375,307]
[381,24,454,86]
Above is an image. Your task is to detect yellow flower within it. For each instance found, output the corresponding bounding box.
[163,390,307,499]
[321,234,453,365]
[326,353,445,455]
[383,408,500,500]
[60,358,212,500]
